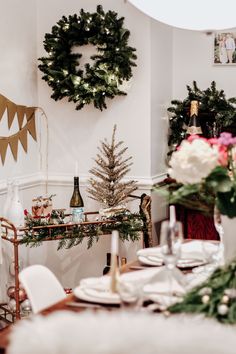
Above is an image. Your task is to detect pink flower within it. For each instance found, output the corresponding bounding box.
[24,209,28,216]
[218,145,228,166]
[187,135,207,143]
[208,138,219,145]
[218,132,236,146]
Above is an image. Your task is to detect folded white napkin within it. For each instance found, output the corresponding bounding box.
[77,267,187,305]
[137,240,218,266]
[79,267,163,291]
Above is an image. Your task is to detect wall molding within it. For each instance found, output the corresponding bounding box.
[0,172,167,195]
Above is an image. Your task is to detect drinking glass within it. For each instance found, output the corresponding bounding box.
[213,206,224,266]
[214,206,224,242]
[160,221,183,270]
[160,221,183,302]
[201,240,222,274]
[117,278,143,311]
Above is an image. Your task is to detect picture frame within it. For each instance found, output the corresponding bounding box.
[213,31,236,65]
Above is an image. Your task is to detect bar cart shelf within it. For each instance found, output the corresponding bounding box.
[0,194,152,323]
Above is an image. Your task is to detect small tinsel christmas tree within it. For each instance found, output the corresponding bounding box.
[87,125,137,208]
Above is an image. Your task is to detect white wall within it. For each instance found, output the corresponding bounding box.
[173,28,236,99]
[36,0,152,181]
[0,0,39,186]
[0,0,174,301]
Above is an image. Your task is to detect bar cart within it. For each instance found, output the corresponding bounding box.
[0,194,152,323]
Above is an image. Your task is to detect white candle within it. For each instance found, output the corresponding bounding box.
[75,161,78,177]
[169,205,176,228]
[111,230,119,255]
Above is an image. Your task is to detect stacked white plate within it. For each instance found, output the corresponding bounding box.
[137,240,217,268]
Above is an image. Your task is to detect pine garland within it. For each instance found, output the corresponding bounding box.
[38,5,137,111]
[87,125,137,208]
[168,81,236,154]
[20,211,143,250]
[169,260,236,324]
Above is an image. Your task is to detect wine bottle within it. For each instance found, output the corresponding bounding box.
[70,177,84,223]
[103,253,111,275]
[103,253,119,275]
[186,100,203,136]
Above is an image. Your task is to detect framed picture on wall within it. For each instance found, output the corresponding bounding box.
[214,31,236,65]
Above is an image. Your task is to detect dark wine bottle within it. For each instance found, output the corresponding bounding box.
[102,253,119,275]
[70,177,84,223]
[186,100,203,136]
[103,253,111,275]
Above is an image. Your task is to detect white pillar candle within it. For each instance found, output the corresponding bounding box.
[111,230,119,255]
[169,205,176,228]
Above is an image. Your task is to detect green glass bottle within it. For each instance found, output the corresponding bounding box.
[70,177,84,222]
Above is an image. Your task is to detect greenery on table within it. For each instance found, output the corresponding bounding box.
[155,180,216,216]
[155,132,236,218]
[38,5,137,111]
[21,210,143,250]
[167,81,236,154]
[169,260,236,324]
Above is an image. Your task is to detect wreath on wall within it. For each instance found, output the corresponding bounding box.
[167,81,236,154]
[38,5,137,111]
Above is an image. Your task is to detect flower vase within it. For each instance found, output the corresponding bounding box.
[221,215,236,265]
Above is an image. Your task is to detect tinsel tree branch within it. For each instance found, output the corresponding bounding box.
[87,125,137,207]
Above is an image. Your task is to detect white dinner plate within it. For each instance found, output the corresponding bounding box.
[138,254,206,268]
[137,241,214,268]
[73,286,121,305]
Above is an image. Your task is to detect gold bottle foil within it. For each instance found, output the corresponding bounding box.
[190,100,199,116]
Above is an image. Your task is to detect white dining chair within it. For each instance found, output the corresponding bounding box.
[19,264,66,313]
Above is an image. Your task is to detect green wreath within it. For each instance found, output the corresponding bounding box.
[167,81,236,154]
[38,5,137,111]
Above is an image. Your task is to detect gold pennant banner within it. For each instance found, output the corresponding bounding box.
[0,94,38,164]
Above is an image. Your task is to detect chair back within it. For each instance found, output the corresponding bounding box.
[19,264,66,313]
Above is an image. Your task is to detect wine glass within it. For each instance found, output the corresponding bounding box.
[160,221,183,270]
[159,221,183,303]
[213,206,224,266]
[117,277,143,311]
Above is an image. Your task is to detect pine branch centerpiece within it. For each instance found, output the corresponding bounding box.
[87,125,137,214]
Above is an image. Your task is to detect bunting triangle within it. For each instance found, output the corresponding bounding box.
[17,106,26,129]
[9,136,18,161]
[0,95,6,122]
[27,115,37,141]
[7,101,16,129]
[26,107,35,121]
[18,129,28,153]
[0,139,8,165]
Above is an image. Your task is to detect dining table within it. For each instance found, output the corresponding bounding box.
[0,259,147,354]
[0,240,222,354]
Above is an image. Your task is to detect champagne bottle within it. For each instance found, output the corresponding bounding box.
[70,177,84,223]
[186,100,203,136]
